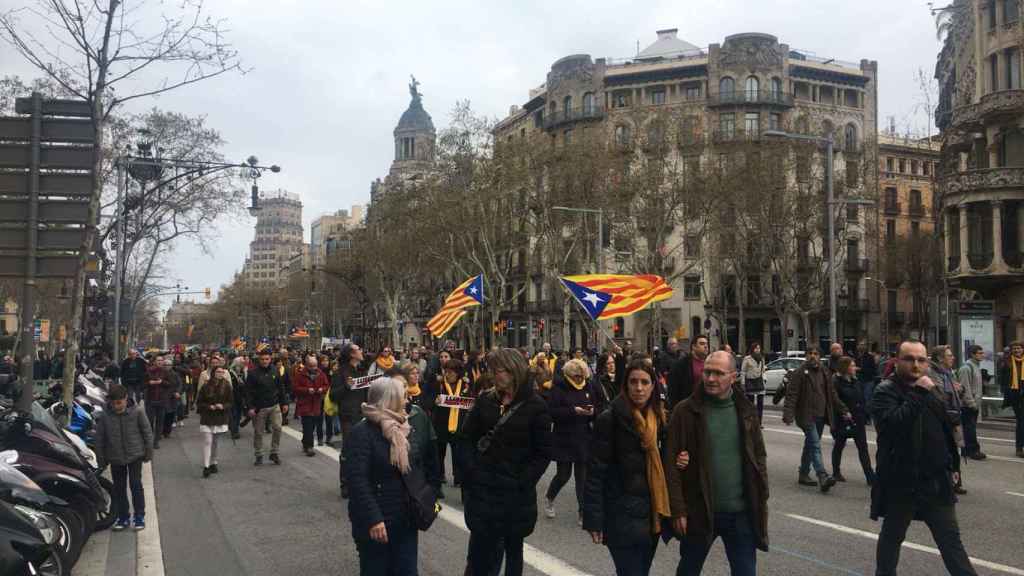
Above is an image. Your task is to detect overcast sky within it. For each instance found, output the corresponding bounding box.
[2,0,943,313]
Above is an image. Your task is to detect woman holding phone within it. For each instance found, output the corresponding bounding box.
[196,364,233,478]
[544,358,598,524]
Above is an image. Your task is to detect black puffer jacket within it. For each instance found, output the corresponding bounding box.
[344,418,431,541]
[245,365,286,410]
[548,378,597,463]
[460,386,552,538]
[833,374,868,426]
[582,395,665,547]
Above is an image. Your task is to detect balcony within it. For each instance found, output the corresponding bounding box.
[950,89,1024,130]
[707,90,794,108]
[944,167,1024,197]
[908,203,925,218]
[883,201,901,216]
[544,105,605,130]
[968,251,993,270]
[711,128,761,144]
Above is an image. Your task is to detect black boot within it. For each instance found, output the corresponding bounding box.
[269,453,281,465]
[254,456,263,466]
[818,473,836,493]
[833,471,847,482]
[203,466,212,478]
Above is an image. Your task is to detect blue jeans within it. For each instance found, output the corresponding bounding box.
[676,512,757,576]
[799,417,827,476]
[355,524,418,576]
[609,538,657,575]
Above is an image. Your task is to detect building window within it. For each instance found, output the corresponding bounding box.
[990,53,999,92]
[646,121,665,147]
[898,158,906,173]
[719,112,736,138]
[649,88,666,105]
[745,76,759,101]
[401,137,415,160]
[684,84,701,100]
[911,159,919,174]
[683,275,702,300]
[612,90,631,108]
[885,219,896,242]
[582,92,595,114]
[844,124,858,151]
[911,220,920,238]
[886,157,894,172]
[680,116,699,144]
[923,161,930,176]
[563,95,572,118]
[989,0,998,29]
[685,234,701,258]
[769,113,781,131]
[719,77,735,101]
[744,112,759,136]
[770,77,783,99]
[1006,0,1019,24]
[1007,47,1021,89]
[564,129,573,144]
[614,124,632,147]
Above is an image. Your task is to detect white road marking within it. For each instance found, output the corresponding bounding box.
[785,513,1024,575]
[1007,491,1024,498]
[762,427,1024,464]
[137,461,165,576]
[281,425,596,575]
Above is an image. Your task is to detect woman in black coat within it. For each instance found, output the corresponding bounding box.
[460,348,552,576]
[582,360,670,576]
[831,356,875,485]
[344,376,435,575]
[544,358,597,522]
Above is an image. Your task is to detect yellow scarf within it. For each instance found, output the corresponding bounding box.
[445,377,463,433]
[278,365,286,378]
[471,367,482,384]
[632,406,670,534]
[1011,356,1024,391]
[407,382,422,397]
[376,355,394,371]
[566,374,587,391]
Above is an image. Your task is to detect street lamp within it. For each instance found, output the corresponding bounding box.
[763,130,874,345]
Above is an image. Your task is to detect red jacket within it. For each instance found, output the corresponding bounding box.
[292,367,329,417]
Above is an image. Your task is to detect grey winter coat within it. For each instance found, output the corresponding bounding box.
[94,404,154,467]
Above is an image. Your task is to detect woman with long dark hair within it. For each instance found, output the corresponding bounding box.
[830,356,875,485]
[582,360,670,575]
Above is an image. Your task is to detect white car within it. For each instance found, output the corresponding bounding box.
[762,356,806,393]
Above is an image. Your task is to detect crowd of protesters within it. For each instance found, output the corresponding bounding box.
[45,331,1009,576]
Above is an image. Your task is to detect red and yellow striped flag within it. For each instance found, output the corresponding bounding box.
[426,275,484,338]
[560,274,674,320]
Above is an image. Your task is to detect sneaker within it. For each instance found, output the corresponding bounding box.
[269,453,281,465]
[254,456,263,466]
[818,473,836,493]
[833,472,847,482]
[210,464,218,474]
[798,473,817,486]
[133,516,145,531]
[305,448,315,457]
[112,518,129,531]
[577,512,583,527]
[544,499,556,519]
[954,484,968,495]
[203,466,212,478]
[968,452,987,461]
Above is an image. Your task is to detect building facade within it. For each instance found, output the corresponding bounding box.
[311,206,364,267]
[936,0,1024,350]
[875,133,942,352]
[241,189,304,290]
[494,29,878,353]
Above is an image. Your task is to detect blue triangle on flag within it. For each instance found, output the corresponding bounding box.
[560,277,611,321]
[463,275,485,304]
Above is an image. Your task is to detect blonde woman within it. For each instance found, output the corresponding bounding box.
[544,358,598,524]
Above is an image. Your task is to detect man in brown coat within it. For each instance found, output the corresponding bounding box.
[664,351,768,576]
[783,346,849,492]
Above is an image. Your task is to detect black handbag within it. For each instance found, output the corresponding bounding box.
[401,466,439,531]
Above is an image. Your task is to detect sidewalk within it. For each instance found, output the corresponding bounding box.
[73,461,164,576]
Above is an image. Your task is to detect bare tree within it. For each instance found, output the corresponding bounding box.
[1,0,243,405]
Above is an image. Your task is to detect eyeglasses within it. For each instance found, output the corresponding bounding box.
[702,369,732,378]
[899,356,929,364]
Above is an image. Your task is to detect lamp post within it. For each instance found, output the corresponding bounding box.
[763,130,874,346]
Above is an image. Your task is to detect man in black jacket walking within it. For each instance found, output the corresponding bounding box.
[120,348,148,402]
[871,340,976,576]
[667,335,709,410]
[245,349,288,466]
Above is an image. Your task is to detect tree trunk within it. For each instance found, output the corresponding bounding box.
[737,276,746,354]
[801,312,812,351]
[562,298,571,352]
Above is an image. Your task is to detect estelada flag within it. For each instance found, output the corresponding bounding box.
[426,275,484,338]
[559,274,673,320]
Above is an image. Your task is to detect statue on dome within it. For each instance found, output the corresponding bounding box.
[409,75,421,101]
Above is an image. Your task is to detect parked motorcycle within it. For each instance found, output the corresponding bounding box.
[0,459,70,575]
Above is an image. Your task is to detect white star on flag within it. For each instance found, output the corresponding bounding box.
[470,286,477,294]
[583,291,603,308]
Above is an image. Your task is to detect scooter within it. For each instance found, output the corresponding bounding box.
[0,459,70,575]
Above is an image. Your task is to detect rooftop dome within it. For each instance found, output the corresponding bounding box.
[395,76,435,134]
[636,28,701,60]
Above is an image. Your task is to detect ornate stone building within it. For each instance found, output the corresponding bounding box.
[371,77,437,202]
[495,29,878,352]
[241,189,303,290]
[936,0,1024,348]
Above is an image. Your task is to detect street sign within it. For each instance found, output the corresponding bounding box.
[0,227,85,250]
[0,117,95,142]
[0,199,90,222]
[15,98,92,118]
[0,144,94,170]
[0,173,94,197]
[0,255,80,277]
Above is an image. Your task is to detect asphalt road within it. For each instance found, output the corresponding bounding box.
[144,409,1024,576]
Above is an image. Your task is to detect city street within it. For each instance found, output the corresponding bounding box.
[75,408,1024,576]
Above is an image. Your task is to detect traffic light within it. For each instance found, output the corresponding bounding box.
[204,287,212,300]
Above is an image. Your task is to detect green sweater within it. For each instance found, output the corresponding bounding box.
[706,392,746,513]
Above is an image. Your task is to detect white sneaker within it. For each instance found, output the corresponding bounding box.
[577,512,583,527]
[544,499,556,519]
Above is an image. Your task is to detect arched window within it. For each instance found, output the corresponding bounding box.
[646,120,665,147]
[582,92,595,115]
[614,124,632,147]
[845,123,859,151]
[745,76,759,101]
[563,95,572,120]
[719,77,735,101]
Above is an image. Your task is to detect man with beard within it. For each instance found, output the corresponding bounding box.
[783,347,847,492]
[667,335,709,410]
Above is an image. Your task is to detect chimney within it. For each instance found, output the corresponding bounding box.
[656,28,678,40]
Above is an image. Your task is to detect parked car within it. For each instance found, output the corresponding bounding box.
[763,356,806,393]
